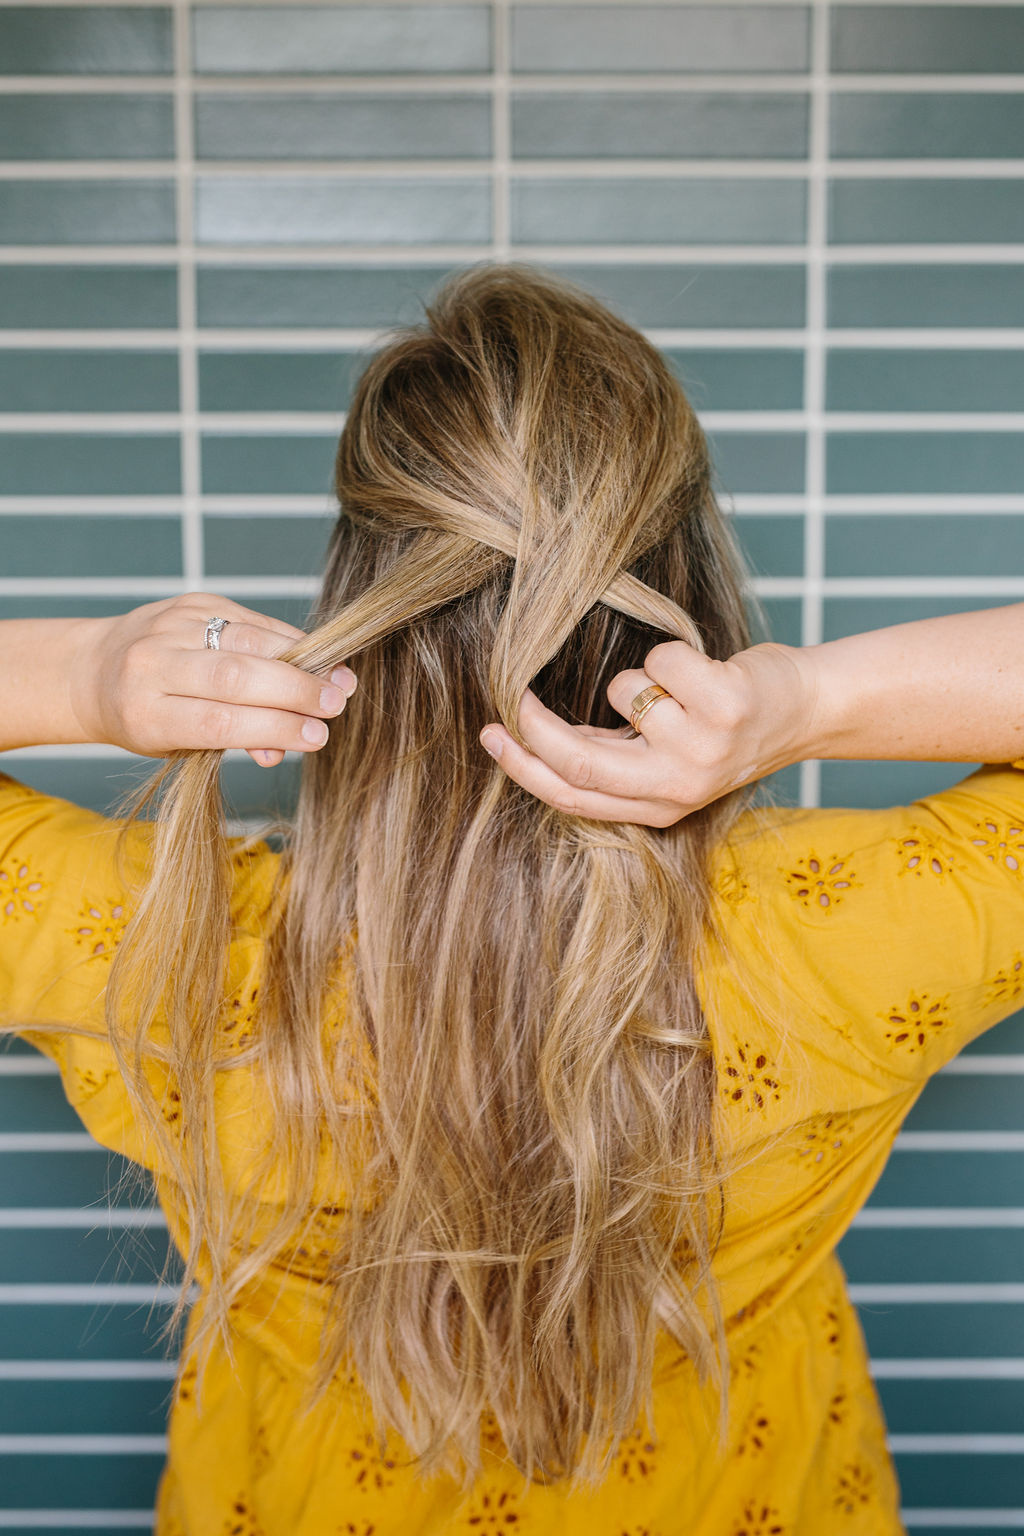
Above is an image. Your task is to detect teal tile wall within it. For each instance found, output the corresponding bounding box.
[2,3,1024,1528]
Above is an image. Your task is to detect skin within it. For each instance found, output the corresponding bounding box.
[4,595,1024,825]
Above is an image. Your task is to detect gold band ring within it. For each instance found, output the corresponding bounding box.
[628,683,673,734]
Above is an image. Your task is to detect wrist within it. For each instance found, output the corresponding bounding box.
[64,615,115,745]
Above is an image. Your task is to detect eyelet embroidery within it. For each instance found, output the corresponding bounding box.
[880,989,951,1053]
[68,898,127,960]
[730,1340,764,1382]
[464,1487,522,1527]
[821,1299,842,1352]
[792,1112,855,1171]
[336,1523,377,1536]
[616,1427,658,1483]
[987,955,1024,1008]
[0,859,43,920]
[175,1356,197,1405]
[70,1064,114,1104]
[220,984,259,1050]
[735,1403,772,1458]
[222,1493,264,1536]
[345,1431,397,1495]
[827,1389,849,1428]
[783,852,859,912]
[731,1501,785,1536]
[969,817,1024,873]
[894,832,953,880]
[720,1043,782,1112]
[833,1462,874,1513]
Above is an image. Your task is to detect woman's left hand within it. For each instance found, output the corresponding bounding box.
[70,593,356,768]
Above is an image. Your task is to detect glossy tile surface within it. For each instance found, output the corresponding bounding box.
[193,6,491,74]
[0,6,172,74]
[195,93,491,160]
[512,177,807,245]
[195,176,491,245]
[0,94,175,160]
[510,5,810,73]
[512,91,809,160]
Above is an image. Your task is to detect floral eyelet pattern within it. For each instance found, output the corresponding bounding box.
[731,1502,785,1536]
[720,1043,782,1112]
[735,1403,772,1458]
[783,852,859,912]
[969,816,1024,873]
[792,1112,855,1172]
[0,859,43,920]
[987,954,1024,1008]
[833,1463,874,1513]
[894,831,954,880]
[616,1427,658,1483]
[68,897,126,960]
[880,989,951,1053]
[464,1488,522,1527]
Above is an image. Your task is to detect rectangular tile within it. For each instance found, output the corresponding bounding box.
[830,178,1024,245]
[842,1226,1024,1283]
[819,758,980,811]
[827,347,1024,412]
[0,433,180,495]
[827,430,1024,494]
[896,1453,1024,1511]
[203,513,333,577]
[0,1224,176,1284]
[872,1148,1024,1206]
[0,514,182,577]
[552,263,806,328]
[752,595,802,649]
[668,347,804,410]
[832,5,1024,74]
[0,1453,164,1509]
[827,513,1024,579]
[511,5,810,73]
[0,180,175,245]
[0,349,179,412]
[0,264,177,328]
[195,175,490,245]
[905,1076,1024,1135]
[512,177,806,245]
[195,92,491,161]
[196,263,454,327]
[731,513,804,577]
[0,6,172,75]
[512,90,809,160]
[828,263,1024,328]
[709,430,806,494]
[3,1148,138,1207]
[0,93,174,160]
[962,1009,1024,1055]
[193,5,491,75]
[823,593,1008,644]
[880,1378,1024,1435]
[0,1299,180,1361]
[0,1379,170,1436]
[832,91,1024,160]
[198,350,362,412]
[859,1300,1024,1359]
[201,432,335,495]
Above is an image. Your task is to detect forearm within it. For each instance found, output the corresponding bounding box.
[798,603,1024,764]
[0,618,105,751]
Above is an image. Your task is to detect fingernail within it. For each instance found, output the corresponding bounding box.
[319,684,344,713]
[330,666,357,695]
[481,729,502,760]
[302,719,329,746]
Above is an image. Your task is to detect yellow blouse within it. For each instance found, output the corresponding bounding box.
[3,762,1024,1535]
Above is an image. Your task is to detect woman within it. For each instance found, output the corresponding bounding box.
[2,265,1023,1534]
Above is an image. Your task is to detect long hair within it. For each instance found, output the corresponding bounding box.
[102,264,761,1484]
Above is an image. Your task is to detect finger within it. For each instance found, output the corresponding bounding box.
[513,688,665,799]
[606,667,686,742]
[481,725,679,827]
[167,648,354,723]
[156,698,334,756]
[247,747,286,769]
[180,594,307,647]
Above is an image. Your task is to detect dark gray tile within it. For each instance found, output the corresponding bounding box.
[826,513,1024,578]
[880,1378,1024,1437]
[551,263,806,327]
[827,431,1024,494]
[512,177,807,245]
[0,6,172,75]
[831,178,1024,245]
[0,265,177,328]
[193,6,491,75]
[195,93,491,161]
[195,176,490,245]
[860,1297,1024,1359]
[873,1142,1024,1201]
[823,592,1008,643]
[821,757,998,810]
[199,350,363,412]
[511,5,810,73]
[204,513,333,577]
[0,1453,165,1508]
[0,591,310,631]
[0,93,174,160]
[0,1377,170,1435]
[668,348,804,410]
[0,349,179,412]
[0,433,180,495]
[709,431,805,495]
[201,432,335,494]
[0,180,175,245]
[0,514,181,577]
[196,264,454,326]
[732,514,804,577]
[828,263,1024,328]
[832,5,1024,74]
[832,92,1024,160]
[753,595,802,648]
[827,348,1024,412]
[512,91,809,160]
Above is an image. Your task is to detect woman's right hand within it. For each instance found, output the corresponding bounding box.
[479,641,818,826]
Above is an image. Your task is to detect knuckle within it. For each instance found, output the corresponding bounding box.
[212,654,246,697]
[198,701,235,747]
[550,789,582,817]
[562,750,594,790]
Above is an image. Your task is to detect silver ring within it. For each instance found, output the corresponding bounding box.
[204,616,230,651]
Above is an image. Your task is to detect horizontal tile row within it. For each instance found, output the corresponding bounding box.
[6,346,1024,414]
[6,262,1024,331]
[6,176,1024,247]
[9,90,1024,164]
[5,7,1024,79]
[8,430,1024,494]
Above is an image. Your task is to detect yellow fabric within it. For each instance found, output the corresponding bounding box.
[4,763,1024,1534]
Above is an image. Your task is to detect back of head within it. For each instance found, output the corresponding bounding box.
[108,264,759,1487]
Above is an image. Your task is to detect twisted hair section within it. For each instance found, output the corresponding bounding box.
[102,265,760,1484]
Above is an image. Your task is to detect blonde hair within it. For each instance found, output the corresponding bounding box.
[104,265,762,1485]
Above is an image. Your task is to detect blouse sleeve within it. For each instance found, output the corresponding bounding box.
[744,761,1024,1087]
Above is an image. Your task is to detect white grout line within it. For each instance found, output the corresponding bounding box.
[890,1435,1024,1454]
[0,1517,156,1531]
[896,1133,1024,1152]
[6,328,1024,349]
[854,1209,1024,1228]
[850,1285,1024,1302]
[0,1210,166,1228]
[873,1360,1024,1379]
[0,1135,102,1152]
[492,0,511,260]
[0,1362,176,1380]
[0,1435,167,1454]
[902,1517,1024,1531]
[173,0,203,588]
[0,1285,190,1303]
